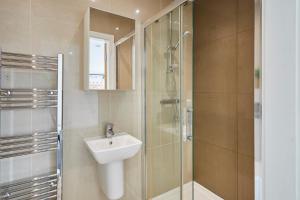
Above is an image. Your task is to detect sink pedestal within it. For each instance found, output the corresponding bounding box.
[98,161,124,200]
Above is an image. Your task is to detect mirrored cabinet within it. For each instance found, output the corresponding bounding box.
[84,7,136,90]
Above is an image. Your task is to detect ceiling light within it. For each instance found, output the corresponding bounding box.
[135,9,140,14]
[115,27,120,31]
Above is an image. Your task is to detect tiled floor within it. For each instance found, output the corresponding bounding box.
[152,181,223,200]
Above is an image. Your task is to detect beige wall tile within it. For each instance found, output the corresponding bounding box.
[63,128,107,200]
[148,146,164,197]
[0,0,31,53]
[183,142,193,183]
[147,143,181,198]
[159,143,181,193]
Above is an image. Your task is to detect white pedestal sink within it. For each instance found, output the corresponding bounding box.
[84,133,142,200]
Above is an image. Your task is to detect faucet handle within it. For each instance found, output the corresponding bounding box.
[105,123,115,138]
[106,123,114,130]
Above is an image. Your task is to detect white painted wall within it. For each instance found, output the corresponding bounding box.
[262,0,299,200]
[297,0,300,199]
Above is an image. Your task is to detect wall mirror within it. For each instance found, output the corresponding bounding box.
[84,7,135,90]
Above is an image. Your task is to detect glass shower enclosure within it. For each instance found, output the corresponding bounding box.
[144,1,193,199]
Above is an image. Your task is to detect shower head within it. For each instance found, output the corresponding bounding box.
[183,31,191,37]
[170,31,192,50]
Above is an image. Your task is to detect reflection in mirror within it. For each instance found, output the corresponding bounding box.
[89,34,113,89]
[84,7,135,90]
[116,33,134,90]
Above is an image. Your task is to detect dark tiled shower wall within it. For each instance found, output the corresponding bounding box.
[193,0,254,199]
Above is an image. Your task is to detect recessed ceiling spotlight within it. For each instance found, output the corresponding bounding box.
[91,0,96,2]
[115,27,120,31]
[135,9,140,14]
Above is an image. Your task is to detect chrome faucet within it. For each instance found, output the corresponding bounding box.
[105,123,115,138]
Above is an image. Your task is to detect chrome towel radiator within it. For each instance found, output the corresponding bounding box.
[0,51,63,200]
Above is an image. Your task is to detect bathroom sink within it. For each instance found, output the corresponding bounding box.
[84,133,142,199]
[84,133,142,164]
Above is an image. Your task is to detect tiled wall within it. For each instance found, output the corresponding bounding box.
[193,0,254,200]
[0,0,173,199]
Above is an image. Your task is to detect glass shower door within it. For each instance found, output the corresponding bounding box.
[145,6,182,200]
[145,1,193,199]
[181,1,193,200]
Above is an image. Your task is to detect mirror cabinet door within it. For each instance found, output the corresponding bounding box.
[84,7,135,91]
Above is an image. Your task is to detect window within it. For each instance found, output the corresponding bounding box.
[89,37,108,89]
[87,32,115,90]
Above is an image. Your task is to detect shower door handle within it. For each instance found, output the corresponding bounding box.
[186,108,193,141]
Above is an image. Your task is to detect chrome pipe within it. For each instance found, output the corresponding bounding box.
[0,51,63,198]
[0,104,57,110]
[0,96,57,99]
[0,89,58,97]
[0,99,57,104]
[1,182,57,198]
[160,98,180,104]
[0,175,57,199]
[0,89,57,92]
[0,131,58,144]
[0,173,57,189]
[2,52,58,61]
[0,143,57,154]
[1,99,57,104]
[0,64,58,71]
[0,139,57,151]
[56,53,63,200]
[0,147,57,159]
[22,190,57,200]
[1,185,57,200]
[1,58,58,66]
[1,51,59,71]
[1,179,57,193]
[2,189,57,200]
